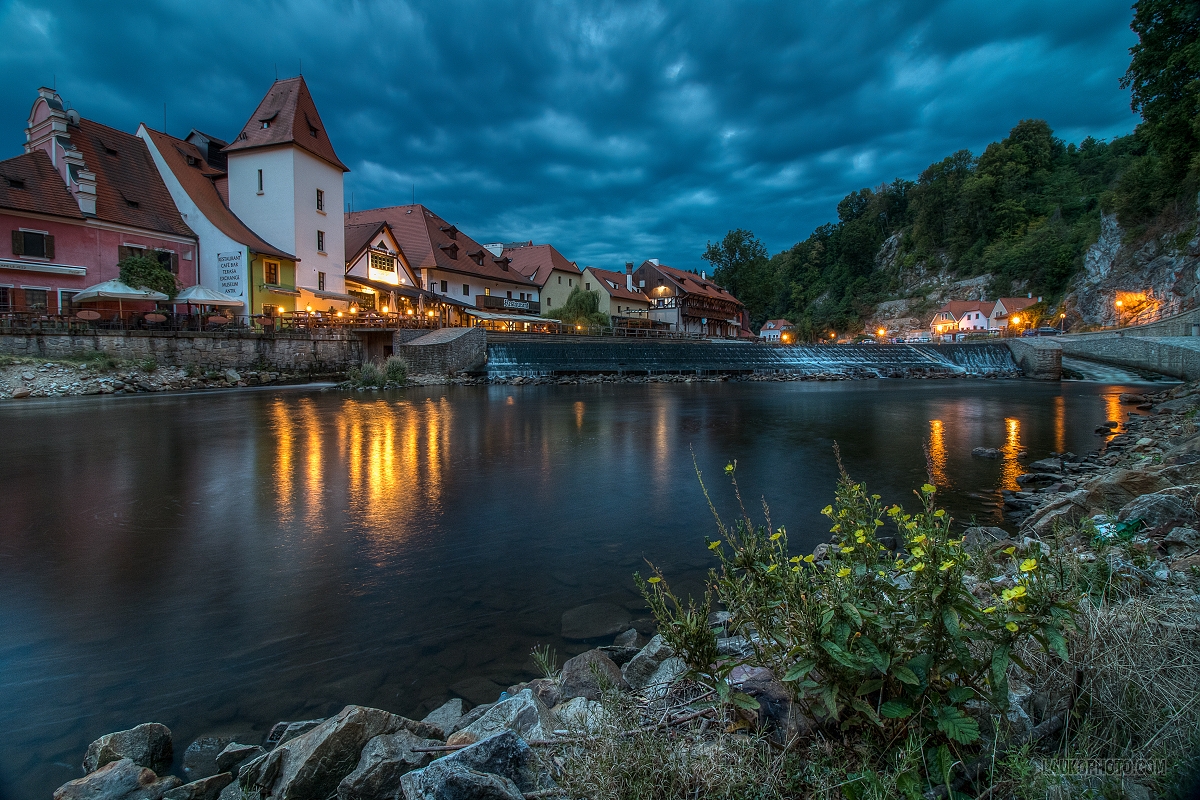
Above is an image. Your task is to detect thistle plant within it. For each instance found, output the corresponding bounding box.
[640,457,1077,754]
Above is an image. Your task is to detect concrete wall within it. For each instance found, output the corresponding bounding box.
[1058,334,1200,380]
[1093,307,1200,338]
[395,327,486,375]
[0,330,360,373]
[1006,338,1062,380]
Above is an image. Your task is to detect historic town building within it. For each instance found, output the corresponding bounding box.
[582,264,651,320]
[630,259,744,337]
[223,77,350,311]
[139,126,298,316]
[2,88,198,314]
[503,242,582,312]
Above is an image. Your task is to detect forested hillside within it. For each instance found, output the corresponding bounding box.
[705,0,1199,339]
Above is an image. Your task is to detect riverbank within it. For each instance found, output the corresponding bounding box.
[49,382,1200,800]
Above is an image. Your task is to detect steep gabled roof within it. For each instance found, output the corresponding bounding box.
[142,127,294,259]
[504,243,580,287]
[344,220,392,265]
[762,319,793,330]
[223,77,348,172]
[584,266,648,304]
[72,118,195,238]
[0,150,84,219]
[643,261,744,306]
[994,297,1039,316]
[344,204,537,286]
[935,300,995,320]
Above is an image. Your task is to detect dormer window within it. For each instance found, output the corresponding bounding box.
[4,177,24,189]
[467,249,484,266]
[439,225,458,240]
[261,121,270,129]
[439,242,459,259]
[309,125,318,138]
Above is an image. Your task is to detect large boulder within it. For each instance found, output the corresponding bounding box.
[445,689,558,747]
[561,603,630,640]
[450,676,504,707]
[421,699,466,739]
[553,697,609,733]
[337,730,440,800]
[84,724,174,775]
[163,773,233,800]
[559,649,624,701]
[1085,470,1172,511]
[183,737,234,782]
[642,657,687,701]
[1118,488,1198,533]
[400,731,546,799]
[55,759,181,800]
[729,666,812,742]
[1163,527,1200,557]
[239,705,440,800]
[215,743,265,777]
[399,760,523,800]
[621,635,676,690]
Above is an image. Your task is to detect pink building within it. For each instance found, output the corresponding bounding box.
[0,87,197,314]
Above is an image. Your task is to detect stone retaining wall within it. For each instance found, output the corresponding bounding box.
[1006,338,1063,380]
[395,328,486,375]
[1058,334,1200,381]
[0,330,361,374]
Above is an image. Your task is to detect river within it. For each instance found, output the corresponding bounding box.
[0,378,1147,798]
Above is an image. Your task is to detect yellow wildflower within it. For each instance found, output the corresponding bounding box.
[911,546,925,558]
[1002,546,1016,555]
[911,562,926,572]
[804,554,815,563]
[933,509,946,518]
[770,532,782,541]
[982,606,996,614]
[1020,558,1037,572]
[708,540,721,550]
[837,568,851,578]
[939,560,955,571]
[922,483,936,494]
[790,556,801,563]
[648,577,661,584]
[1006,622,1019,632]
[841,546,855,553]
[911,534,927,545]
[767,563,778,573]
[821,505,833,516]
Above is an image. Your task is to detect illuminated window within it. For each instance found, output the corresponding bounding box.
[264,261,279,284]
[369,252,395,272]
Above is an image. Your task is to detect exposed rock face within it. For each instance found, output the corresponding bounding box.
[215,743,265,777]
[421,699,466,739]
[729,666,812,742]
[445,690,557,747]
[1084,469,1172,510]
[55,758,181,800]
[559,649,624,701]
[84,724,173,775]
[1163,526,1200,556]
[561,603,631,640]
[239,705,438,800]
[183,737,234,781]
[400,731,545,799]
[163,773,233,800]
[621,635,676,690]
[336,730,440,800]
[613,628,646,648]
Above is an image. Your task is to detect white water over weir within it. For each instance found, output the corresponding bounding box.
[483,339,1020,378]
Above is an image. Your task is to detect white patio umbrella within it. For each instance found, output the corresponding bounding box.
[72,279,169,316]
[174,284,244,307]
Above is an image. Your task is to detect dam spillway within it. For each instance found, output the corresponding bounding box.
[483,337,1020,378]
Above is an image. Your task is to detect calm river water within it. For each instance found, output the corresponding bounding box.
[0,379,1142,798]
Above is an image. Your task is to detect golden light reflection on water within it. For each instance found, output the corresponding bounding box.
[272,399,295,524]
[928,419,947,487]
[1054,395,1066,455]
[1104,392,1122,433]
[298,398,324,529]
[999,417,1023,491]
[575,401,585,430]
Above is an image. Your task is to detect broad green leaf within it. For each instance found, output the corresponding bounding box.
[942,607,961,638]
[906,653,932,680]
[841,602,863,627]
[948,686,974,704]
[936,707,980,744]
[849,697,882,725]
[782,658,817,682]
[855,679,884,696]
[891,665,920,685]
[879,700,914,719]
[731,691,761,711]
[1045,626,1069,662]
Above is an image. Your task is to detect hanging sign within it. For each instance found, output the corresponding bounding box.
[216,251,245,298]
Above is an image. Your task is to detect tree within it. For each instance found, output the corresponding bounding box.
[703,229,772,323]
[118,254,179,299]
[546,286,609,327]
[1121,0,1200,185]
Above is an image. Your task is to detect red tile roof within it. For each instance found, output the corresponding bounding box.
[71,118,195,238]
[344,220,391,264]
[344,204,536,286]
[503,243,580,286]
[762,319,793,330]
[935,300,995,320]
[142,127,294,259]
[223,77,348,172]
[584,266,648,304]
[0,150,84,219]
[994,297,1039,315]
[646,261,744,306]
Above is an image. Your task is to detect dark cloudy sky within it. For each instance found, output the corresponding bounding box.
[1,0,1139,271]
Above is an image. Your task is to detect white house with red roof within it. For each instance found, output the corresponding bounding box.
[759,319,793,342]
[503,242,582,312]
[223,77,350,312]
[582,264,650,319]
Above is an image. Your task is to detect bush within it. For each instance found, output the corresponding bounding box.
[348,362,385,388]
[641,460,1078,752]
[547,286,610,327]
[118,254,179,300]
[384,356,407,385]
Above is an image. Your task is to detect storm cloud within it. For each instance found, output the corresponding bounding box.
[0,0,1139,270]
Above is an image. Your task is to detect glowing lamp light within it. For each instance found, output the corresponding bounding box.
[305,305,313,312]
[829,332,835,339]
[1012,315,1020,324]
[350,307,358,314]
[336,311,343,318]
[1115,300,1123,308]
[381,306,389,314]
[277,306,284,313]
[406,309,414,315]
[876,327,886,337]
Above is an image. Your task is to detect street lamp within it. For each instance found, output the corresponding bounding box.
[1115,299,1124,327]
[1059,312,1066,332]
[876,327,886,338]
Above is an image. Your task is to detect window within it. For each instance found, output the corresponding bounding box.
[585,282,590,290]
[264,261,279,284]
[24,288,47,310]
[309,124,318,138]
[318,271,326,291]
[484,288,490,296]
[519,293,526,301]
[257,169,264,192]
[546,297,552,307]
[440,280,448,293]
[369,252,395,272]
[117,244,145,262]
[316,189,324,212]
[0,287,9,312]
[11,230,53,259]
[568,278,573,286]
[462,283,469,296]
[262,121,270,129]
[557,276,561,284]
[154,250,178,274]
[506,291,512,299]
[316,231,325,253]
[59,290,78,313]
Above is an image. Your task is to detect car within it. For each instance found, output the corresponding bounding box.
[1035,327,1061,336]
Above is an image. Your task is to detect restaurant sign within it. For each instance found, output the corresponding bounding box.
[477,295,540,314]
[216,251,245,298]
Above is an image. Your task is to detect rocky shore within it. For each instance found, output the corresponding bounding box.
[1,357,326,399]
[47,383,1200,800]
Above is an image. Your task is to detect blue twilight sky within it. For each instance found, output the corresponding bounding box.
[0,0,1139,272]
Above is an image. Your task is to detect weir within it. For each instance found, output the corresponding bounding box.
[483,338,1020,377]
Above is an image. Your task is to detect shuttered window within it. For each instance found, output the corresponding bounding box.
[11,230,53,259]
[0,287,9,312]
[154,250,179,274]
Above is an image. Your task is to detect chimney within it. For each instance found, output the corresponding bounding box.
[626,261,633,291]
[701,270,706,281]
[74,167,97,215]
